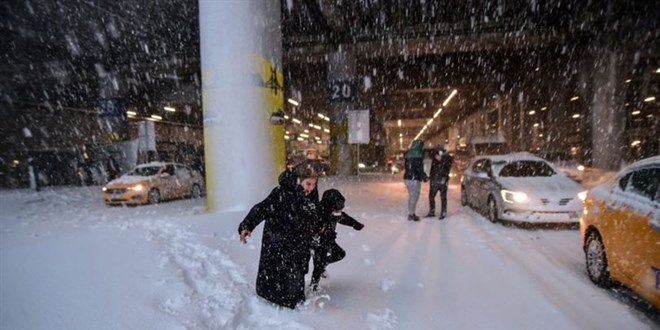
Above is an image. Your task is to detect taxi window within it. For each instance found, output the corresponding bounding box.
[628,168,660,201]
[618,173,632,191]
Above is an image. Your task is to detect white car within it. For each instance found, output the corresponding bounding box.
[461,152,586,226]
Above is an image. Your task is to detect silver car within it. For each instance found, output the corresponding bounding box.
[460,152,586,225]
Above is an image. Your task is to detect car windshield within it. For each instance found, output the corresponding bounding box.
[130,166,161,176]
[498,160,556,177]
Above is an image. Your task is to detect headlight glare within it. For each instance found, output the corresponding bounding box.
[131,184,144,192]
[578,190,587,201]
[501,189,528,204]
[102,186,107,191]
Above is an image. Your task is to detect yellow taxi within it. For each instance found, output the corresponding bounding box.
[580,155,659,308]
[102,162,204,206]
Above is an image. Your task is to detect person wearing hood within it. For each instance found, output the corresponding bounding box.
[427,145,453,219]
[238,165,321,309]
[403,139,428,221]
[310,188,364,290]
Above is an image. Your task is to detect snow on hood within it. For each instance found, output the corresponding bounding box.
[108,175,151,185]
[498,174,583,198]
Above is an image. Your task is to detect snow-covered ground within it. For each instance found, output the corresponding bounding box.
[1,174,657,330]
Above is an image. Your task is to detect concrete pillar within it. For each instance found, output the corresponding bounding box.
[327,46,357,176]
[199,0,284,212]
[590,49,627,170]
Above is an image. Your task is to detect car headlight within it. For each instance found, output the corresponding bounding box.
[577,190,587,201]
[130,184,144,192]
[501,189,528,204]
[102,186,107,192]
[577,165,585,171]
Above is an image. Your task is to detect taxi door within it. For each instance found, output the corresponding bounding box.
[616,167,660,306]
[161,164,179,199]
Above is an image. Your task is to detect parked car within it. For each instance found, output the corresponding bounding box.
[460,152,586,225]
[102,162,204,206]
[449,150,470,183]
[580,155,659,308]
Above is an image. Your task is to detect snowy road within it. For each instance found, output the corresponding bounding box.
[1,174,657,329]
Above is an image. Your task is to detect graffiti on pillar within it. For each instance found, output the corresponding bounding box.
[252,63,284,96]
[264,67,283,96]
[253,55,285,171]
[328,80,357,102]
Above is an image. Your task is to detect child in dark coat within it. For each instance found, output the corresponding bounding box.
[310,189,364,290]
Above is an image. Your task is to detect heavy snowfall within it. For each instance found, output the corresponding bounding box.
[1,174,658,330]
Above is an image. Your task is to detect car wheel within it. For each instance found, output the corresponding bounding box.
[487,196,498,223]
[585,231,611,287]
[191,184,201,199]
[461,185,468,206]
[148,189,160,204]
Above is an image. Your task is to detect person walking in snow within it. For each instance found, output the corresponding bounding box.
[310,189,364,290]
[238,165,321,309]
[427,145,453,219]
[403,139,428,221]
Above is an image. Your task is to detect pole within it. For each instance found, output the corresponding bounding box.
[356,143,360,175]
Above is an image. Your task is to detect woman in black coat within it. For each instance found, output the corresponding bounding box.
[238,167,321,309]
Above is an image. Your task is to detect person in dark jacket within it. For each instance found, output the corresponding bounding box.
[238,166,321,309]
[310,189,364,290]
[427,145,454,219]
[403,139,428,221]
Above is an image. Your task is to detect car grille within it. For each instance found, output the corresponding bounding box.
[540,198,573,205]
[106,188,128,194]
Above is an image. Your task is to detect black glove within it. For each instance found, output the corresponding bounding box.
[354,222,364,231]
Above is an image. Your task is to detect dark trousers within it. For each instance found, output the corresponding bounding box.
[311,240,346,284]
[429,182,448,216]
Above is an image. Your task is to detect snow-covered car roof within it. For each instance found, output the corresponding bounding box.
[620,155,660,172]
[135,161,176,168]
[475,152,545,163]
[472,152,561,178]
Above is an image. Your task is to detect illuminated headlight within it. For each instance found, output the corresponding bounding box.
[578,190,587,201]
[102,186,107,192]
[501,189,528,204]
[130,184,144,192]
[358,163,366,169]
[577,165,585,171]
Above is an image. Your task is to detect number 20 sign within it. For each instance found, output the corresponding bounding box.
[328,80,357,103]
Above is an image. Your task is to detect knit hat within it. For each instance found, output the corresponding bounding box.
[321,189,345,213]
[294,161,319,179]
